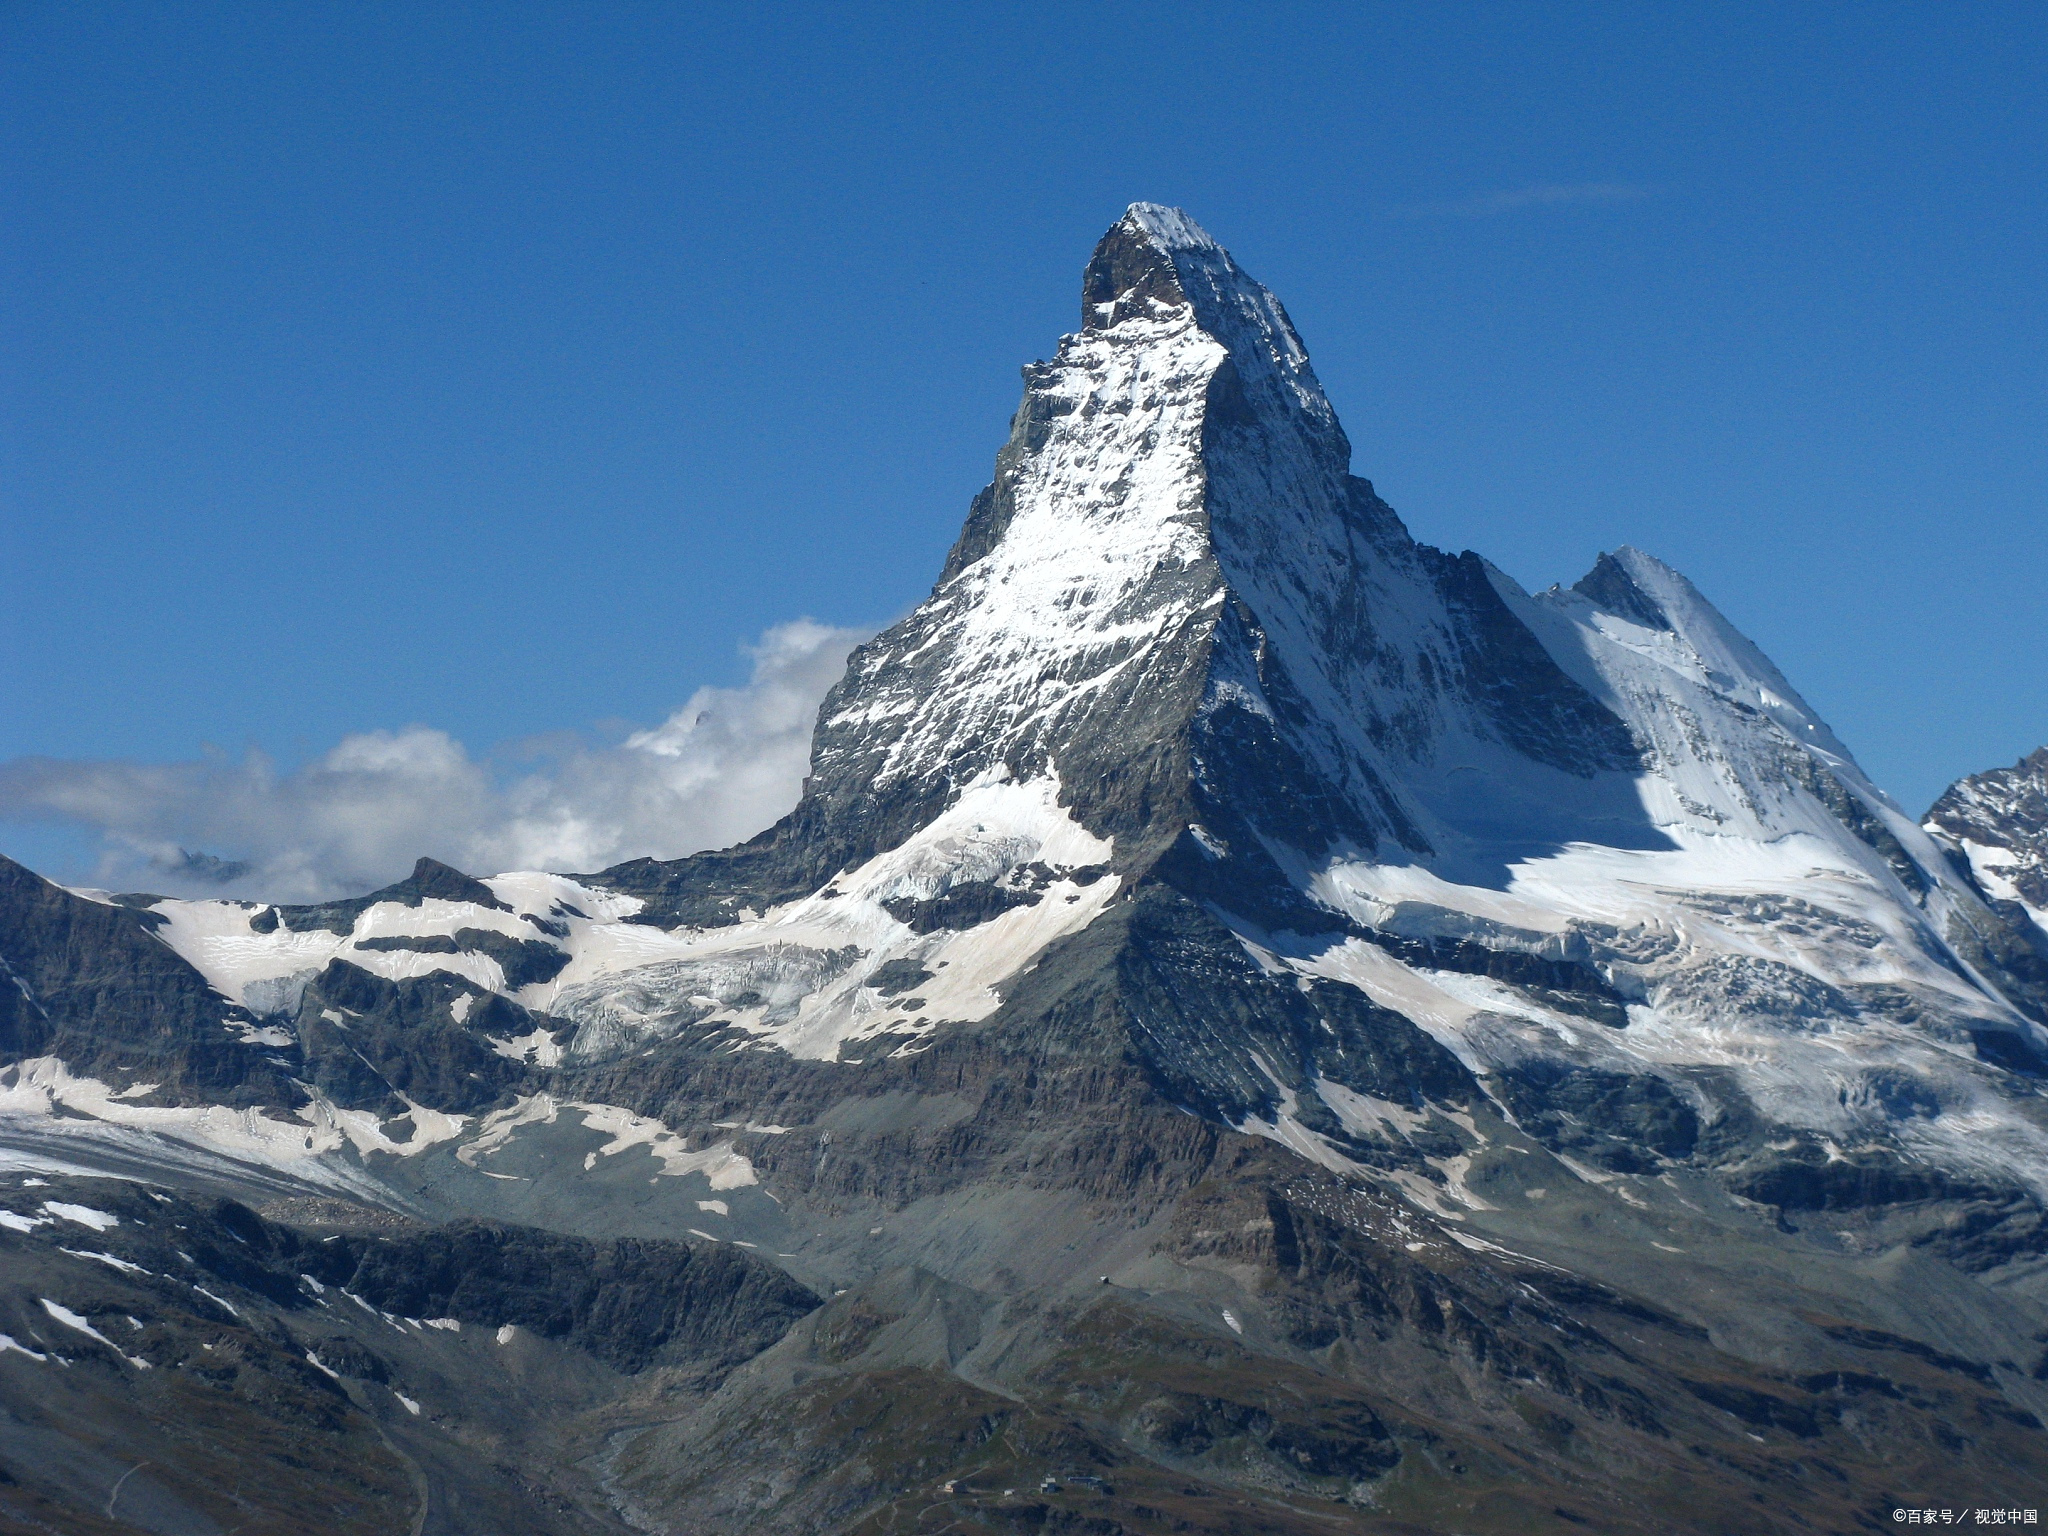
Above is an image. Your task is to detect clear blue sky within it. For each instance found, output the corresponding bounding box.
[3,2,2043,880]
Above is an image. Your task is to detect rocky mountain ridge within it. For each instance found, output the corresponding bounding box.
[1927,747,2048,938]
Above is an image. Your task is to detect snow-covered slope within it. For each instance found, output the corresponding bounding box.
[115,771,1113,1066]
[1277,546,2048,1200]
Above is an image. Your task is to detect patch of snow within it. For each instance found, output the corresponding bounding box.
[191,1286,240,1318]
[457,1095,757,1188]
[148,900,355,1008]
[40,1300,149,1367]
[0,1058,465,1194]
[553,772,1118,1061]
[228,1022,295,1048]
[485,1027,561,1067]
[41,1201,118,1232]
[59,1248,148,1275]
[148,881,615,1006]
[1442,1230,1569,1271]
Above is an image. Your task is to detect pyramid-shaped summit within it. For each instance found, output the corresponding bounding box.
[601,202,1649,932]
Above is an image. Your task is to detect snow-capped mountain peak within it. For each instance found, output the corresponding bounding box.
[1571,545,1854,759]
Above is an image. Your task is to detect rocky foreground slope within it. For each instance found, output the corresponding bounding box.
[4,205,2048,1534]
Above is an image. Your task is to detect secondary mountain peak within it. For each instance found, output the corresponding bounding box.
[1927,744,2048,928]
[1563,543,1854,760]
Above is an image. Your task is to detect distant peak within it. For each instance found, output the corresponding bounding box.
[373,856,510,912]
[1572,550,1674,632]
[1568,546,1855,763]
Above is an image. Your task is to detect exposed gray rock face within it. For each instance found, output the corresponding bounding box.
[0,1175,815,1534]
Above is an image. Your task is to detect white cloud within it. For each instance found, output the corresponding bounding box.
[0,620,868,903]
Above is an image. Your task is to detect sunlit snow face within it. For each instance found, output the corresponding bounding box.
[547,772,1118,1062]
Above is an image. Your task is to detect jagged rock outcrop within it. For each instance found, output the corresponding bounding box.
[1929,747,2048,918]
